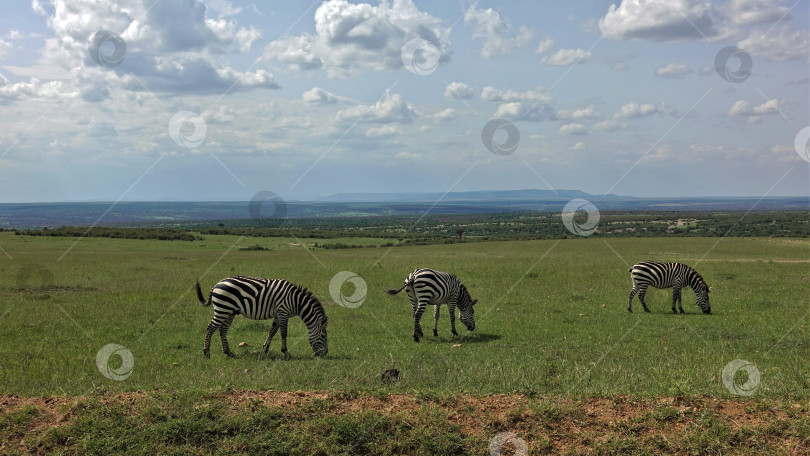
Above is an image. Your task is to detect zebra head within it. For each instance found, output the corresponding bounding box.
[309,314,328,357]
[696,284,711,314]
[459,286,477,331]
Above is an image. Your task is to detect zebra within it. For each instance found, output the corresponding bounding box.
[195,276,328,358]
[386,268,477,342]
[628,262,711,314]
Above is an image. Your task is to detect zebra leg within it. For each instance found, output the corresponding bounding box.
[203,319,220,358]
[413,302,426,342]
[628,287,637,313]
[219,315,236,358]
[433,305,440,337]
[448,302,458,336]
[262,319,280,355]
[278,315,291,359]
[672,285,683,314]
[637,286,651,313]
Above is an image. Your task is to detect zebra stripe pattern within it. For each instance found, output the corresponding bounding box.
[628,262,711,314]
[196,276,328,358]
[387,268,477,342]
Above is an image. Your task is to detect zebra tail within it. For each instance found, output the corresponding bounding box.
[386,285,406,295]
[195,280,211,306]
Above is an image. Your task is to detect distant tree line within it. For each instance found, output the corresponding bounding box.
[11,211,808,245]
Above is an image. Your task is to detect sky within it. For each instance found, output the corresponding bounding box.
[0,0,808,203]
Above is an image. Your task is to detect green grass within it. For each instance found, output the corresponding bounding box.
[0,232,808,398]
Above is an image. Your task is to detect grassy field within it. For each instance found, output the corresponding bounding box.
[1,231,808,397]
[1,232,809,454]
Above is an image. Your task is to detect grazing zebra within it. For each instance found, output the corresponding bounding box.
[628,262,711,314]
[386,268,477,342]
[196,276,328,358]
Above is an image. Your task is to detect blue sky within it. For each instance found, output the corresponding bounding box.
[0,0,808,202]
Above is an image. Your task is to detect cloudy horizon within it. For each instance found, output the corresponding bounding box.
[1,0,808,203]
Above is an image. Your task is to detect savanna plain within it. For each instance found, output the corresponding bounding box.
[1,231,808,454]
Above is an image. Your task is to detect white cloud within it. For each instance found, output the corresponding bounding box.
[613,102,675,119]
[727,98,787,117]
[559,105,602,120]
[21,0,276,100]
[737,25,810,62]
[0,39,12,58]
[599,0,716,41]
[493,102,556,122]
[572,105,602,120]
[559,123,587,135]
[699,65,713,76]
[535,38,554,54]
[335,91,419,123]
[365,125,403,137]
[718,0,791,27]
[444,82,475,100]
[570,142,587,151]
[654,63,692,78]
[463,3,534,58]
[262,0,451,78]
[539,48,591,66]
[430,108,458,121]
[302,87,352,104]
[611,61,631,71]
[481,86,550,103]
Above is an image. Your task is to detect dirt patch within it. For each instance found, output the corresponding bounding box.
[2,392,808,455]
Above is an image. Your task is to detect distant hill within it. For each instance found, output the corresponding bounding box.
[319,189,616,202]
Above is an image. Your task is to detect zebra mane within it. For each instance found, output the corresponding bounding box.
[686,266,708,290]
[293,284,328,322]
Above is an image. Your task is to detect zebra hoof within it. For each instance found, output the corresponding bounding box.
[627,308,632,313]
[452,331,459,337]
[203,350,210,358]
[644,309,651,313]
[433,330,438,337]
[225,351,235,358]
[413,335,420,343]
[282,352,291,360]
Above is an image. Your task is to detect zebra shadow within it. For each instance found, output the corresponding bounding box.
[446,332,502,343]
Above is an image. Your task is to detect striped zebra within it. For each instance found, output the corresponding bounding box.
[195,276,328,358]
[628,262,711,314]
[386,268,477,342]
